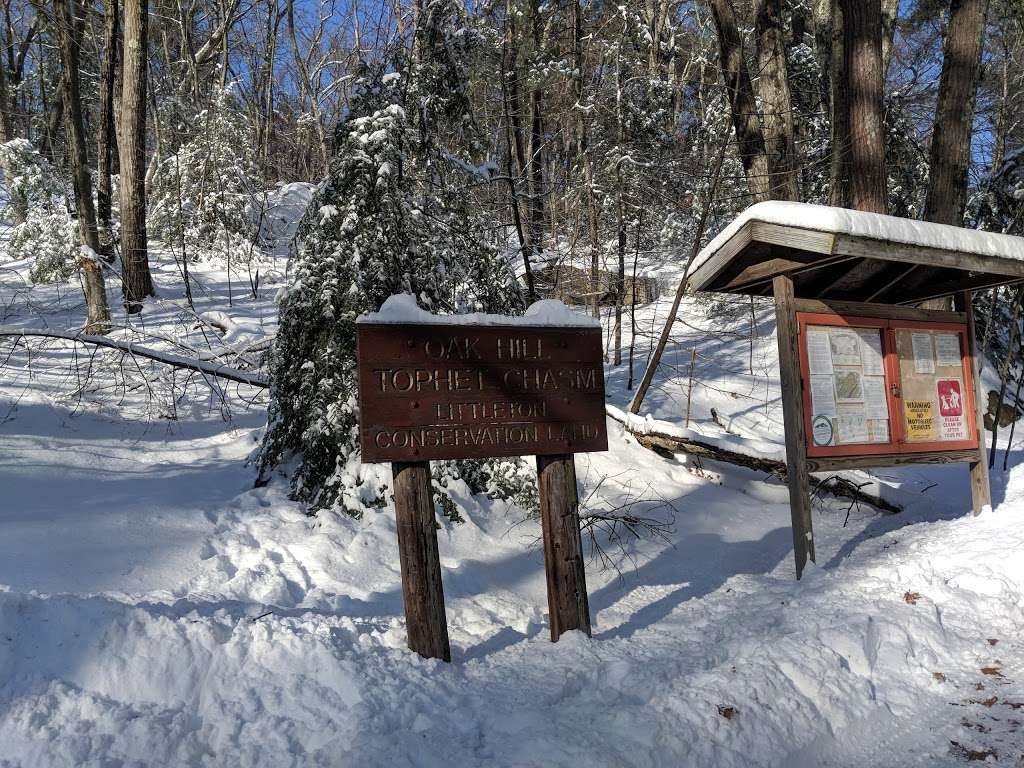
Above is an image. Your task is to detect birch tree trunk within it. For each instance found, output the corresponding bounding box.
[54,0,111,333]
[119,0,155,312]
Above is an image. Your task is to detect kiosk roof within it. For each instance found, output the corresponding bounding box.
[687,202,1024,304]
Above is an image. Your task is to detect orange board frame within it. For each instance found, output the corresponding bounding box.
[797,311,980,459]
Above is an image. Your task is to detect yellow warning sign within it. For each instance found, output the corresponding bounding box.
[904,399,936,442]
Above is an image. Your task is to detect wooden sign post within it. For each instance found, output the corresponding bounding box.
[356,314,607,661]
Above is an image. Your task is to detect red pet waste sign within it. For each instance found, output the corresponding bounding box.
[937,378,966,440]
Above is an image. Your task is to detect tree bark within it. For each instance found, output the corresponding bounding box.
[840,0,887,213]
[826,0,851,206]
[54,0,111,334]
[708,0,771,203]
[923,0,990,227]
[97,0,119,261]
[881,0,899,73]
[119,0,154,312]
[526,0,546,298]
[755,0,799,201]
[500,2,536,300]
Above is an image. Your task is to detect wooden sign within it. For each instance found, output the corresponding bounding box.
[797,312,979,459]
[357,324,608,462]
[356,309,605,662]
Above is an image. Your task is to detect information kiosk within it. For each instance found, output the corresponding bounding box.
[687,202,1024,577]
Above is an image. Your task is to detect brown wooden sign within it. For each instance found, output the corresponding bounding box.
[357,323,608,462]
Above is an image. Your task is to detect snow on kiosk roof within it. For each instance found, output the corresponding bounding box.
[687,202,1024,304]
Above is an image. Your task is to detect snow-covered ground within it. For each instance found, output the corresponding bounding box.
[1,203,1023,765]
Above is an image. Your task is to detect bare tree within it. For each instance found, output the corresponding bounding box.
[119,0,154,311]
[755,0,799,200]
[708,0,771,203]
[96,0,118,260]
[54,0,111,332]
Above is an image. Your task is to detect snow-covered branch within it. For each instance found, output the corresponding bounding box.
[0,327,269,388]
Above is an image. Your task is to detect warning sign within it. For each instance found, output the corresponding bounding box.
[904,399,936,442]
[937,379,967,440]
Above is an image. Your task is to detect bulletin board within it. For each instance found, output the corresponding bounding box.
[797,313,978,459]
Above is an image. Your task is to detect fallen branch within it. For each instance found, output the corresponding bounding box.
[0,327,269,388]
[607,407,901,514]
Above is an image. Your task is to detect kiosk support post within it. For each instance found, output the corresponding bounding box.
[959,290,992,514]
[392,460,451,662]
[773,275,816,578]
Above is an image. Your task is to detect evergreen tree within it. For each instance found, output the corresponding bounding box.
[148,86,262,263]
[0,139,77,283]
[259,10,527,516]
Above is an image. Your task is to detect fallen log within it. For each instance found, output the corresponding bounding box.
[0,327,270,388]
[606,407,902,514]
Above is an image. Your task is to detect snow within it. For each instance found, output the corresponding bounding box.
[357,293,600,327]
[2,230,1024,766]
[607,404,787,462]
[691,201,1024,276]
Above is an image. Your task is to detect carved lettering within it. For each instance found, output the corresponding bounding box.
[358,325,607,461]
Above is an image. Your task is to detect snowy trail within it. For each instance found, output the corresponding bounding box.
[2,246,1023,765]
[0,401,263,595]
[2,393,1023,765]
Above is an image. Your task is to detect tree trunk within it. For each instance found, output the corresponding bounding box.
[812,0,832,114]
[260,0,281,169]
[923,0,990,227]
[501,2,536,300]
[526,0,546,298]
[755,0,799,201]
[54,0,111,333]
[840,0,887,213]
[828,0,850,206]
[572,0,600,319]
[881,0,899,73]
[96,0,119,261]
[119,0,154,312]
[708,0,771,203]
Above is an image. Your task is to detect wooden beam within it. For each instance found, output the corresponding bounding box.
[807,257,874,298]
[773,274,815,578]
[392,461,451,662]
[687,224,753,292]
[960,291,992,514]
[751,222,837,255]
[897,275,1024,306]
[536,454,592,641]
[833,233,1024,278]
[806,449,978,473]
[791,298,967,323]
[718,255,858,294]
[723,258,807,290]
[863,263,919,302]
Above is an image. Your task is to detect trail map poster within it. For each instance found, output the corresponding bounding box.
[801,316,976,456]
[805,325,889,447]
